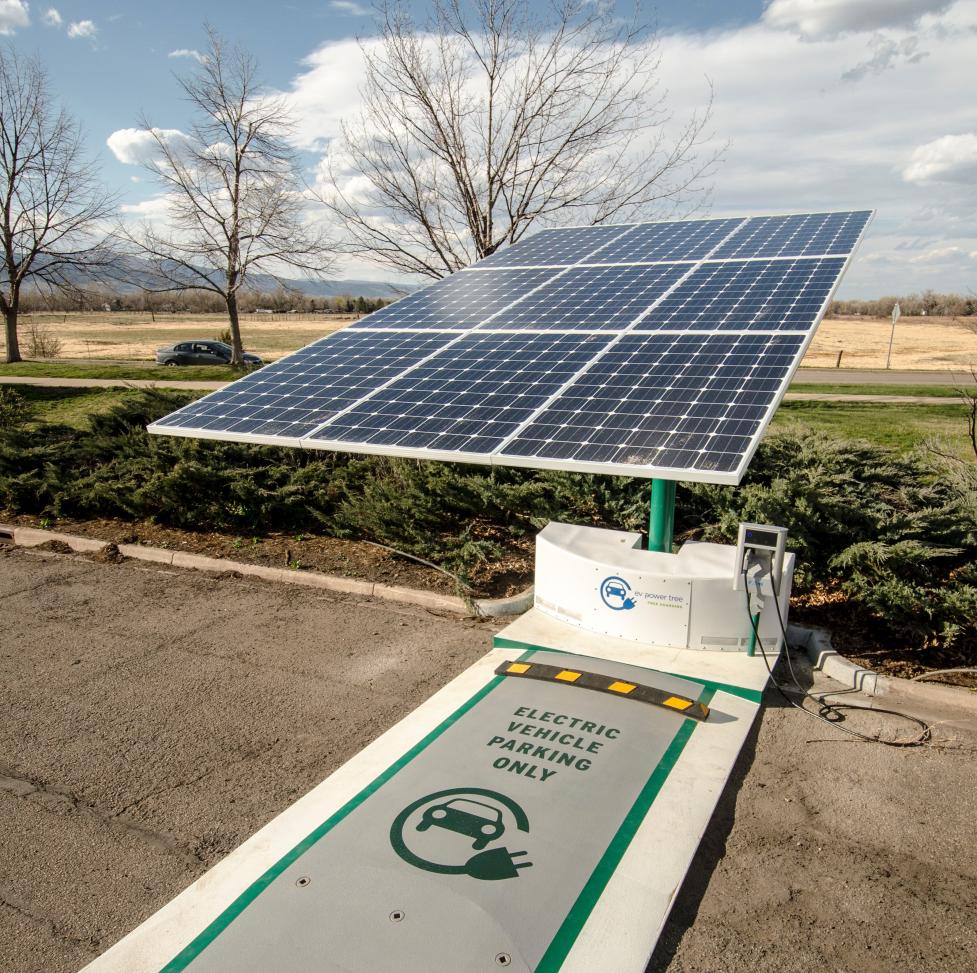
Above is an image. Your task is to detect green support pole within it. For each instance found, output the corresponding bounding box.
[747,614,760,657]
[648,478,676,553]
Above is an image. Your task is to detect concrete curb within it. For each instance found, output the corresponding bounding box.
[788,623,888,697]
[788,622,977,714]
[1,524,532,617]
[6,525,107,552]
[474,586,535,618]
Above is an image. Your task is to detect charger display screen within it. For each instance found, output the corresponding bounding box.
[744,527,780,549]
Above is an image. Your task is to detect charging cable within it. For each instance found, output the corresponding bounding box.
[742,551,930,747]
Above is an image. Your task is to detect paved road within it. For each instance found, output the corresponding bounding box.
[784,393,957,404]
[2,546,975,973]
[795,367,971,385]
[0,375,225,391]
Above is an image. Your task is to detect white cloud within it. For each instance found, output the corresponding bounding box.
[42,7,63,28]
[0,0,30,35]
[119,195,175,222]
[655,6,977,293]
[329,1,369,15]
[107,127,189,165]
[763,0,954,39]
[67,19,97,40]
[280,38,370,152]
[168,48,207,64]
[908,244,974,262]
[903,132,977,182]
[842,34,929,80]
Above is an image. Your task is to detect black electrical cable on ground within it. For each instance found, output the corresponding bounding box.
[742,555,931,747]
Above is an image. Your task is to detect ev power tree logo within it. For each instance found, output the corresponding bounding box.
[599,576,636,611]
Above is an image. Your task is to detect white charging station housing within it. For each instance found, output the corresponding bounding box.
[533,522,794,653]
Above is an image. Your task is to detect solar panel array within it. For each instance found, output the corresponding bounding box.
[149,210,872,484]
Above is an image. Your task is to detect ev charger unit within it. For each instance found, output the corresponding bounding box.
[533,521,794,654]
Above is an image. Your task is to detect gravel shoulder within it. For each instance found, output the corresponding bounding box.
[1,547,974,973]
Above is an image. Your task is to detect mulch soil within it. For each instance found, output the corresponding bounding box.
[1,512,533,600]
[790,583,977,687]
[5,511,974,683]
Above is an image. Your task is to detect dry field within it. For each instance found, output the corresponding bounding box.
[4,311,977,371]
[806,315,977,371]
[6,312,353,362]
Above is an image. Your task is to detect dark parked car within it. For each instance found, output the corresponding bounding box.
[156,341,263,367]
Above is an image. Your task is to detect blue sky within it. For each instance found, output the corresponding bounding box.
[3,0,976,296]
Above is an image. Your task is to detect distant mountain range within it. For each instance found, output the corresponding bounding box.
[246,274,411,299]
[26,253,413,300]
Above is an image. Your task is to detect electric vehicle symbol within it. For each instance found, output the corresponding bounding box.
[417,798,504,850]
[390,788,533,881]
[600,575,637,611]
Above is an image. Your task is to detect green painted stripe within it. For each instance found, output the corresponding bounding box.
[159,662,525,972]
[494,636,763,703]
[534,686,717,973]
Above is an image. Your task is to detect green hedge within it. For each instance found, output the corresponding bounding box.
[2,388,975,651]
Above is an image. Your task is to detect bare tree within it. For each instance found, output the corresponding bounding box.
[123,27,334,365]
[321,0,719,279]
[0,46,115,363]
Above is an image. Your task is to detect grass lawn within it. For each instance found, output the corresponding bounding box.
[789,382,973,398]
[0,361,252,381]
[772,401,973,456]
[11,387,183,428]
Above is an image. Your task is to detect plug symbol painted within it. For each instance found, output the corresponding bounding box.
[464,848,533,881]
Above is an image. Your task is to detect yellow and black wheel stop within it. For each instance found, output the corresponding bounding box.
[495,661,710,722]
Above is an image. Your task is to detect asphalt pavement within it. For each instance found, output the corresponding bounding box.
[2,546,975,973]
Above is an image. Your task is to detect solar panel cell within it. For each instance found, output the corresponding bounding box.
[711,211,871,260]
[473,225,630,267]
[586,218,743,264]
[481,263,688,330]
[350,268,560,329]
[309,332,611,454]
[638,258,845,332]
[496,333,805,474]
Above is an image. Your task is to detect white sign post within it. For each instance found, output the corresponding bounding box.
[885,301,901,369]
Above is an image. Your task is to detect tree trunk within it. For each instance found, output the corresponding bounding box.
[3,305,21,364]
[226,292,244,366]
